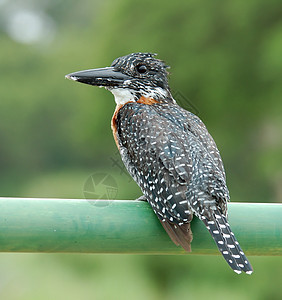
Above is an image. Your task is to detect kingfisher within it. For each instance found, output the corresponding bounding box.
[66,52,253,274]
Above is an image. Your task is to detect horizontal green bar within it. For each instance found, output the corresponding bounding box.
[0,198,281,255]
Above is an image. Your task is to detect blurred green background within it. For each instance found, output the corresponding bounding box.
[0,0,282,299]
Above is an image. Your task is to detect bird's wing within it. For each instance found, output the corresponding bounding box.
[154,103,230,215]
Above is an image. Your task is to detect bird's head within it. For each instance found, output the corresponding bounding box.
[66,52,173,105]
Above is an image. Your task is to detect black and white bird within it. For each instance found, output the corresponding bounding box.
[66,52,253,274]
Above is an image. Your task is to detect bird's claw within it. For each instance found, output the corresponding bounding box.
[134,195,147,202]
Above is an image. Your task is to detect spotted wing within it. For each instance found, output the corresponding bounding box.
[154,103,230,214]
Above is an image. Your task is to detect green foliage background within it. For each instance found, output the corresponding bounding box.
[0,0,281,299]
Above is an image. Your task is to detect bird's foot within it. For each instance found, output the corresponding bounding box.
[135,195,147,202]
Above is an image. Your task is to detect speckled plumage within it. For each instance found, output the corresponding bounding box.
[66,52,253,274]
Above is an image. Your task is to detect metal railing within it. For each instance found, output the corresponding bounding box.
[0,197,281,255]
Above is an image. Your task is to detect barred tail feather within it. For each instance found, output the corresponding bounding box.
[201,210,253,274]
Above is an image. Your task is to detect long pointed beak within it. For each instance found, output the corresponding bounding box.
[65,67,131,87]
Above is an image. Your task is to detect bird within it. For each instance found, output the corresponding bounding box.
[65,52,253,274]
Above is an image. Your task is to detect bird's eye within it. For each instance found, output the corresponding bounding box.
[136,64,147,74]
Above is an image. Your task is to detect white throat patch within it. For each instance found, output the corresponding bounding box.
[108,86,173,105]
[109,88,135,105]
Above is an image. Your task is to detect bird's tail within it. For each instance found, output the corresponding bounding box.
[201,210,253,274]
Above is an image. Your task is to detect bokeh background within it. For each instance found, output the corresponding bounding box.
[0,0,282,299]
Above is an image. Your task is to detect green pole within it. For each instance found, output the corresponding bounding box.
[0,197,281,255]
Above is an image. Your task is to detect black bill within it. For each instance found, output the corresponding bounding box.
[65,67,131,87]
